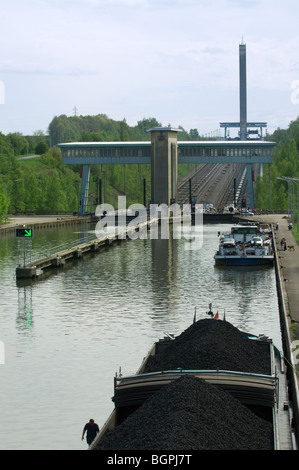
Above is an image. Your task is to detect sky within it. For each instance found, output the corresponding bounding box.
[1,0,299,138]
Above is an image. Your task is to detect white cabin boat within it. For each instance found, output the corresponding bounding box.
[214,224,274,266]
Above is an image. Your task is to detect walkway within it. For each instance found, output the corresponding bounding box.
[0,215,91,236]
[254,214,299,340]
[0,215,67,229]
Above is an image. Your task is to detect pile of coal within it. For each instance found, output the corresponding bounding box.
[144,319,271,375]
[94,375,273,450]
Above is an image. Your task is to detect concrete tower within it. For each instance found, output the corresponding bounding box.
[239,42,247,140]
[149,127,179,205]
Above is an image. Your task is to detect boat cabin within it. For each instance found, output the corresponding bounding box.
[231,225,260,243]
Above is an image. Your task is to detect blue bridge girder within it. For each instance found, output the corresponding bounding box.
[57,139,276,214]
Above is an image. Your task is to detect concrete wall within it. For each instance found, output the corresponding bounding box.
[150,128,178,205]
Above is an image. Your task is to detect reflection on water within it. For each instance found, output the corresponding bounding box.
[0,223,282,449]
[17,286,34,332]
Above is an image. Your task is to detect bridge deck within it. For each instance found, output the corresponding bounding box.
[58,140,275,165]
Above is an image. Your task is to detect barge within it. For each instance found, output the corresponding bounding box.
[90,317,295,450]
[214,224,274,266]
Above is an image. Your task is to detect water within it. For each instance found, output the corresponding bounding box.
[0,223,281,450]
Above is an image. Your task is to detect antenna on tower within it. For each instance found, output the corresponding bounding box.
[73,105,78,116]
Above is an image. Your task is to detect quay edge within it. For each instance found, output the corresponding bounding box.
[0,215,96,237]
[272,223,299,447]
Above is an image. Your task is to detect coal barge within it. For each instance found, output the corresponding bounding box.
[91,318,295,450]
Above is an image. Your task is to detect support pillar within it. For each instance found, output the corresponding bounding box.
[246,164,254,210]
[80,165,90,216]
[149,127,179,205]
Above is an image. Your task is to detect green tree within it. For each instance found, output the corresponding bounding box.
[35,141,49,155]
[9,168,25,213]
[48,115,80,145]
[0,132,13,156]
[46,170,67,213]
[7,132,28,155]
[36,174,48,212]
[0,184,8,222]
[63,171,78,212]
[24,171,41,211]
[255,132,299,210]
[136,117,161,133]
[120,120,129,141]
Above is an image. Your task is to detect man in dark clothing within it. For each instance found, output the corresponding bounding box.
[81,418,99,446]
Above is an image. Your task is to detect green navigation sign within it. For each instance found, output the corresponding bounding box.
[15,228,34,238]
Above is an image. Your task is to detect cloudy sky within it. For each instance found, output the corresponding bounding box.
[1,0,299,138]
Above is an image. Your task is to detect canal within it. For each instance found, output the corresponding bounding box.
[0,222,282,450]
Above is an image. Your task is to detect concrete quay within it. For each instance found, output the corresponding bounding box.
[0,214,93,236]
[253,214,299,344]
[252,213,299,444]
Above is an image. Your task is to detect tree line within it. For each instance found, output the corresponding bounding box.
[47,114,204,146]
[254,118,299,213]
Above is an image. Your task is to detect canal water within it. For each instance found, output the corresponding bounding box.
[0,222,282,450]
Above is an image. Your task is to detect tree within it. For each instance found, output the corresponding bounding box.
[63,172,78,212]
[255,134,299,211]
[0,185,8,222]
[7,132,28,155]
[24,171,40,212]
[48,115,80,145]
[189,129,200,140]
[9,170,25,213]
[120,120,129,141]
[35,141,49,155]
[137,117,161,134]
[46,170,67,213]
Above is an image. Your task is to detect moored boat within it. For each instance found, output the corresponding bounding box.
[90,316,295,450]
[214,223,274,266]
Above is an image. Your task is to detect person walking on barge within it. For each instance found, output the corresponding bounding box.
[81,419,99,446]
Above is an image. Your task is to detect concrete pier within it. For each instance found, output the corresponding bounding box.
[15,218,158,279]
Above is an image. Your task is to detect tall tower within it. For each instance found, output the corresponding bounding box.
[239,42,247,140]
[149,127,179,205]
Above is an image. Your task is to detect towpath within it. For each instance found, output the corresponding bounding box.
[0,215,74,230]
[253,214,299,337]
